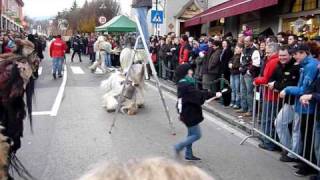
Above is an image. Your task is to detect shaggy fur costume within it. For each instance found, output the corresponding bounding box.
[101,48,146,115]
[0,39,39,179]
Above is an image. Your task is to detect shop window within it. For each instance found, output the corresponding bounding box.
[291,0,318,12]
[292,0,303,12]
[304,0,317,10]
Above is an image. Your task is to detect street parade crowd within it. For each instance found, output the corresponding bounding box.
[151,25,320,179]
[1,24,320,179]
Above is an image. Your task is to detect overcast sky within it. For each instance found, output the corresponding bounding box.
[24,0,131,18]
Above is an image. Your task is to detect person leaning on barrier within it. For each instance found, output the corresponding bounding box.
[300,71,320,180]
[253,42,280,151]
[268,45,300,162]
[78,157,215,180]
[280,44,319,177]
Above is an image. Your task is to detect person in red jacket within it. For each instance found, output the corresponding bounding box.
[50,35,67,79]
[253,42,280,151]
[179,35,191,64]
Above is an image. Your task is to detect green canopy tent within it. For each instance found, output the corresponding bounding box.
[95,15,137,32]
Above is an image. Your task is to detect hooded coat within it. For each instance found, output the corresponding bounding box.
[176,64,213,127]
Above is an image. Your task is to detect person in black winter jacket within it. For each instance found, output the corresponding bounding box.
[174,64,214,161]
[268,46,300,162]
[71,35,82,62]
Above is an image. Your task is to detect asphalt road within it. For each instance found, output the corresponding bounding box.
[14,51,308,180]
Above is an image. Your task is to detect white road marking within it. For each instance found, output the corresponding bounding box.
[38,67,43,76]
[145,82,257,146]
[50,65,68,116]
[95,67,104,74]
[32,111,51,116]
[70,66,85,74]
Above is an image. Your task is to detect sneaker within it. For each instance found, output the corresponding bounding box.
[229,104,234,107]
[294,168,314,177]
[279,154,297,162]
[258,143,276,151]
[291,164,302,170]
[185,156,201,161]
[233,105,240,109]
[53,74,56,79]
[58,74,63,78]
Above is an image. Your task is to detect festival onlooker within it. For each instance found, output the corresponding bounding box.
[238,36,261,117]
[280,44,319,176]
[178,35,191,65]
[205,40,222,94]
[300,74,320,180]
[268,45,300,162]
[229,43,243,109]
[49,35,67,79]
[71,35,82,62]
[254,42,280,151]
[158,37,168,79]
[87,35,96,63]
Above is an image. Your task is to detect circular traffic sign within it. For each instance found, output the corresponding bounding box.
[99,16,107,24]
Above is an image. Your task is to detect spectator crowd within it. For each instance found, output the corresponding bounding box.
[150,25,320,179]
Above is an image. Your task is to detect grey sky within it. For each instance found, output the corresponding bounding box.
[24,0,131,18]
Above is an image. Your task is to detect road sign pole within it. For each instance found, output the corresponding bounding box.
[156,0,159,36]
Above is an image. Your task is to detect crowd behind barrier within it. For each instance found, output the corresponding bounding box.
[150,26,320,178]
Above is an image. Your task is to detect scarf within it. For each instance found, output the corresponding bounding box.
[179,76,196,86]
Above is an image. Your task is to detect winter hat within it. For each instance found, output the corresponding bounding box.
[175,64,192,83]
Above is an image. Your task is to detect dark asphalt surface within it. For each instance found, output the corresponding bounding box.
[14,51,307,180]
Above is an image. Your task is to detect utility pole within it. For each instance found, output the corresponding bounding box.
[156,0,159,36]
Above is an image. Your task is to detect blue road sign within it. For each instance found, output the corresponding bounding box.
[151,10,163,24]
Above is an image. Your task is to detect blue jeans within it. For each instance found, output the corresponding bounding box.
[175,124,202,158]
[135,7,149,48]
[275,104,295,153]
[286,112,302,158]
[230,74,240,106]
[52,57,63,75]
[105,53,112,67]
[240,74,253,112]
[260,100,277,149]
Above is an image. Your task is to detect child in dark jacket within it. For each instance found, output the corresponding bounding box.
[174,64,214,161]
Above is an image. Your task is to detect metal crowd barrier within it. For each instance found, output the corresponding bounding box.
[241,85,320,171]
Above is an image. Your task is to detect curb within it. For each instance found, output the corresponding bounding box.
[147,78,253,134]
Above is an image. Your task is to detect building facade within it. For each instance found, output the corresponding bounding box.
[0,0,24,31]
[183,0,320,39]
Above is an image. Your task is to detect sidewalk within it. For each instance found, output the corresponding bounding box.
[147,78,253,134]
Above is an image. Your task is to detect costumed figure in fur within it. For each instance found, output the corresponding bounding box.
[100,47,147,115]
[0,38,39,179]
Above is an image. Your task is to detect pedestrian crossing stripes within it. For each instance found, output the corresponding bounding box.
[38,66,108,75]
[70,66,85,74]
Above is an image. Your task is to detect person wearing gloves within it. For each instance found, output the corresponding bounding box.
[174,64,214,161]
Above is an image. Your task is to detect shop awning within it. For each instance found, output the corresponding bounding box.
[95,15,137,32]
[185,0,278,27]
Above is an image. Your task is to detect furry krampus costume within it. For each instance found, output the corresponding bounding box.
[0,39,39,180]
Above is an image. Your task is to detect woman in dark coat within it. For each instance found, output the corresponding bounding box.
[174,64,213,161]
[202,41,222,93]
[220,40,233,81]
